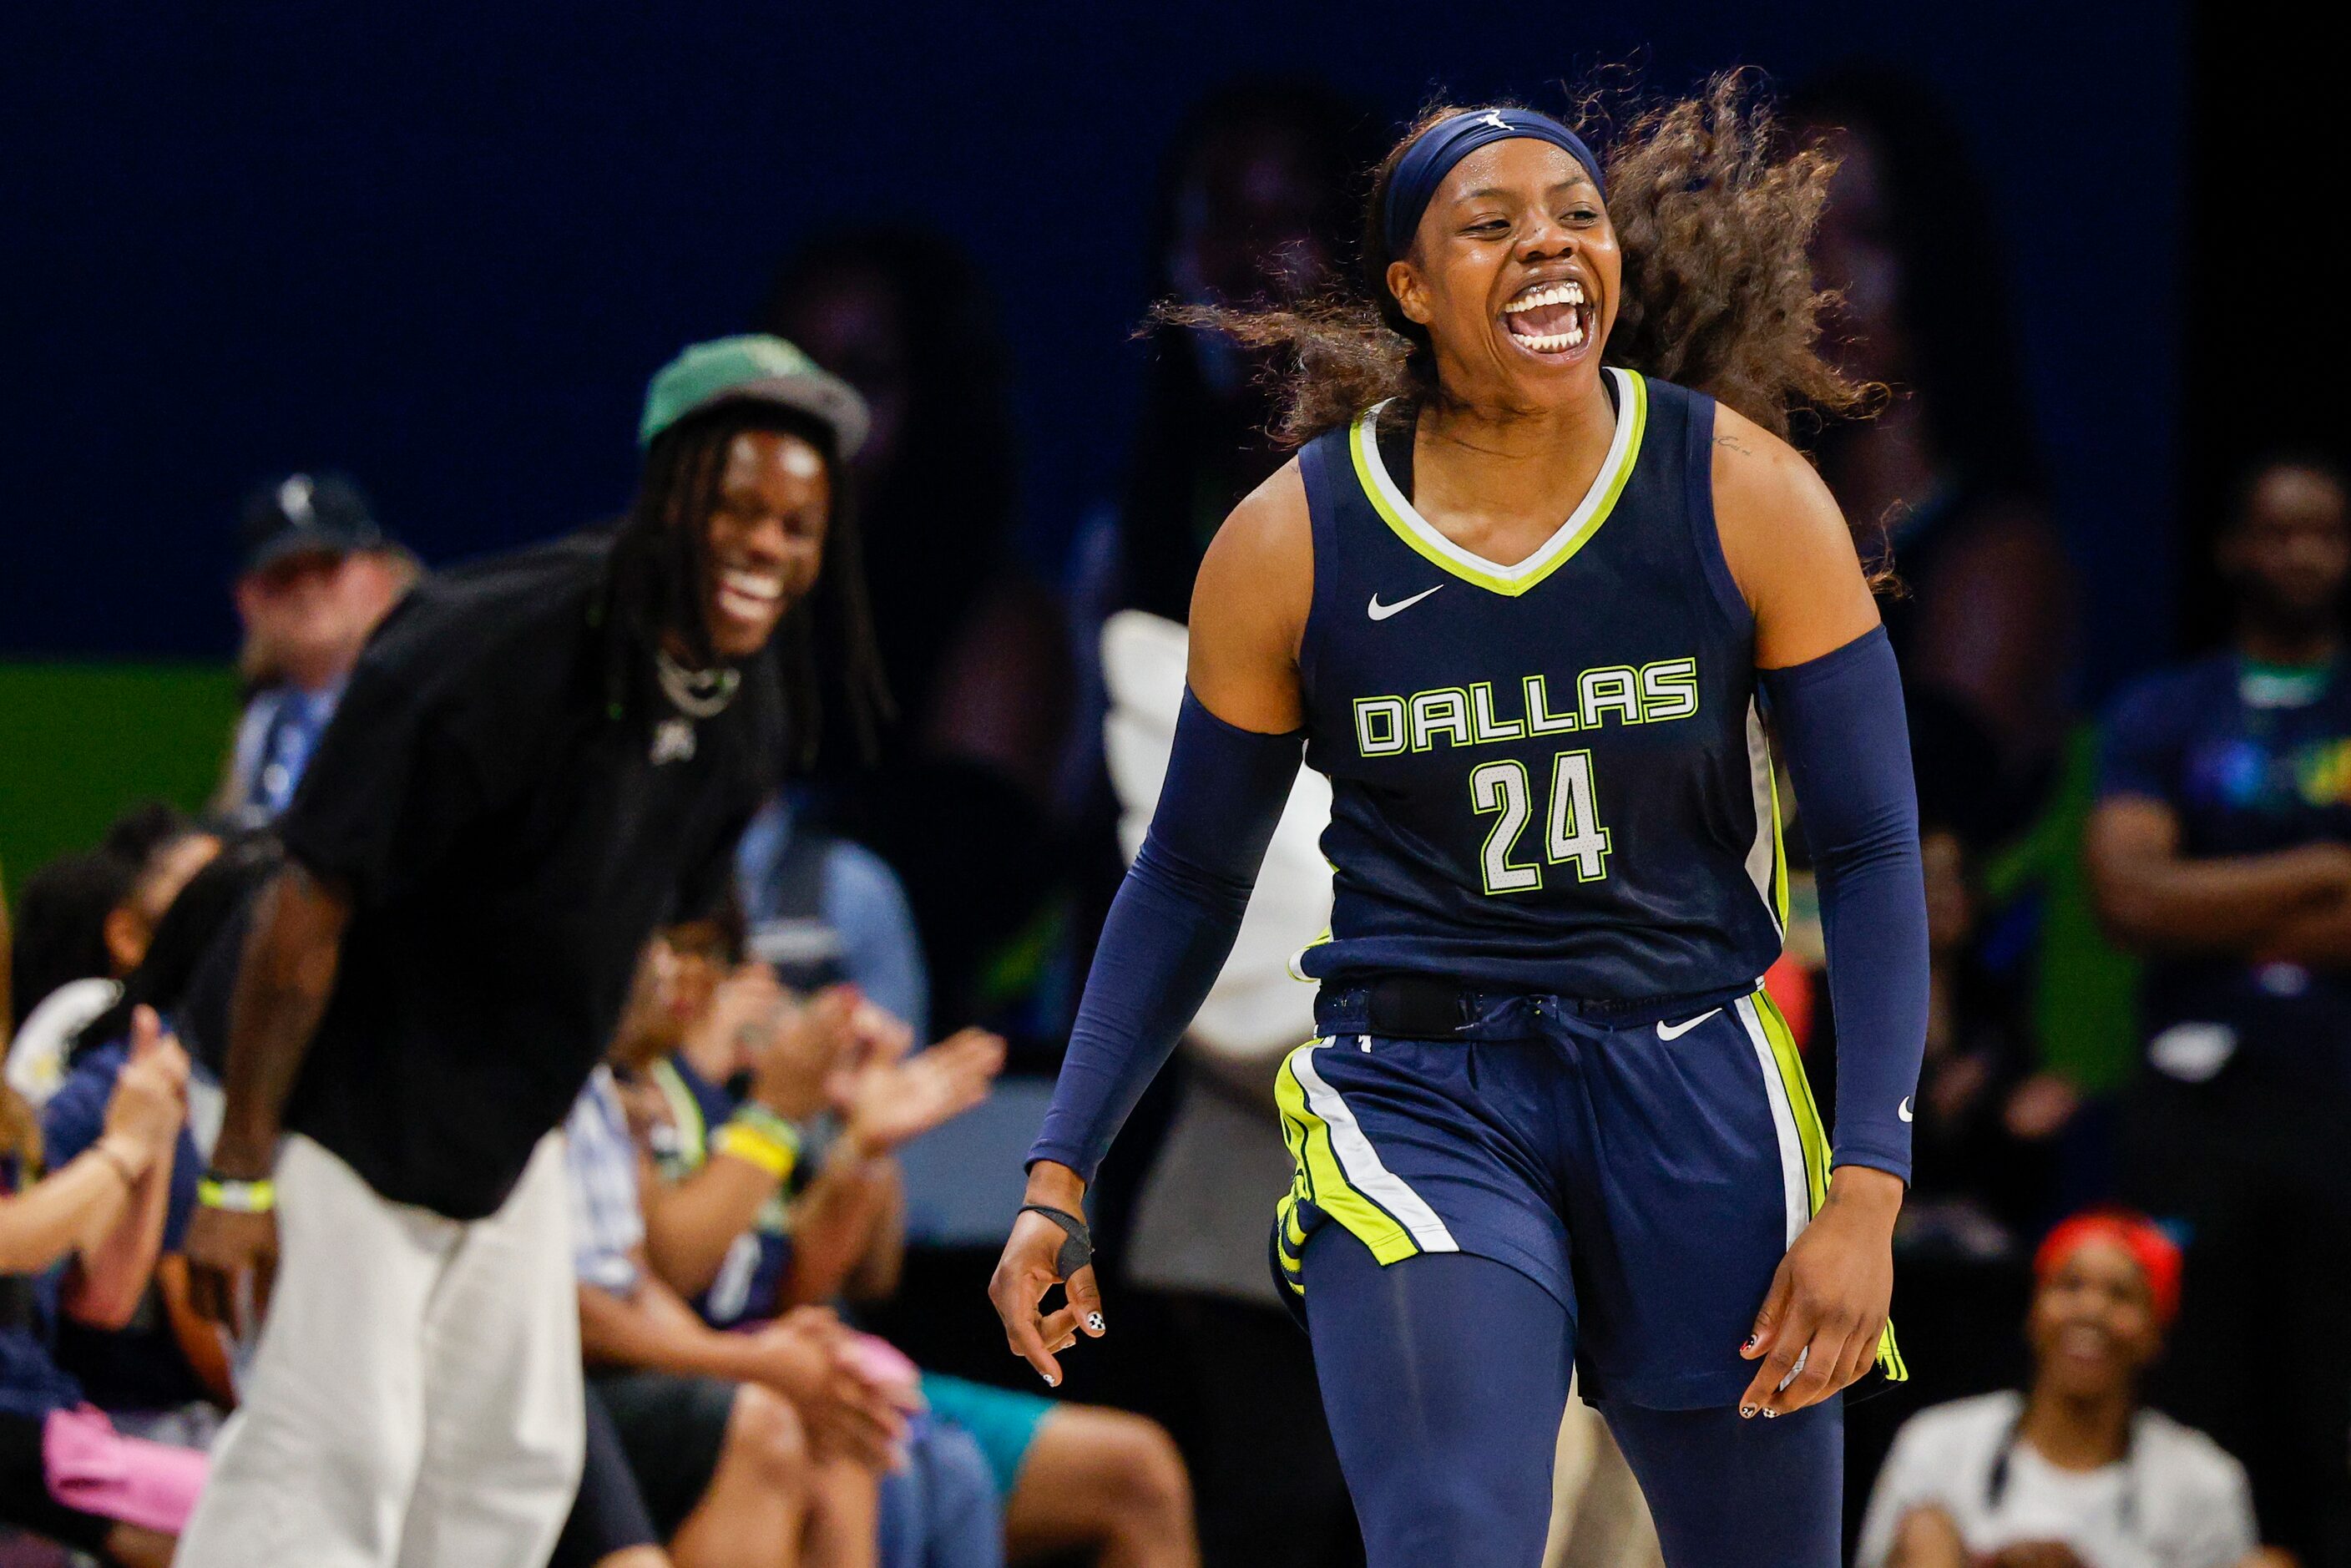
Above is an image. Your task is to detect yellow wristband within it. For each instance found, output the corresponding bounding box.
[197,1176,276,1214]
[714,1110,798,1181]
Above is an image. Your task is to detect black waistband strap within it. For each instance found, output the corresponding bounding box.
[1319,974,1756,1039]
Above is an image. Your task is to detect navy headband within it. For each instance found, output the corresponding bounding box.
[1381,108,1605,259]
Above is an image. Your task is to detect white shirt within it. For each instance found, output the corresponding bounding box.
[1857,1391,2257,1568]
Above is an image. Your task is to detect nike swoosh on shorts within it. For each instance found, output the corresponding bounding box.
[1656,1008,1722,1041]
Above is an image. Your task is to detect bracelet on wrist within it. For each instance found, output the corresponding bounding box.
[714,1105,801,1181]
[197,1175,276,1214]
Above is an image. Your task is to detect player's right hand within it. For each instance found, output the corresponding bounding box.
[185,1202,277,1338]
[988,1163,1105,1388]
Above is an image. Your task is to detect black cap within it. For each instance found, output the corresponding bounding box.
[238,472,386,575]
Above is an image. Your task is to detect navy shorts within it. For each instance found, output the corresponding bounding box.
[1272,983,1904,1409]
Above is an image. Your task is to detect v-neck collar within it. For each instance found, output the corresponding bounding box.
[1347,367,1648,599]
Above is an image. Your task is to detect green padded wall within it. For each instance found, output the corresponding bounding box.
[0,663,240,904]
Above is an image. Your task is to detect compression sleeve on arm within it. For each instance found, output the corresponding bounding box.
[1029,690,1305,1181]
[1760,625,1927,1184]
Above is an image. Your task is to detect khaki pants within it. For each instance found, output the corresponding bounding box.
[177,1133,584,1568]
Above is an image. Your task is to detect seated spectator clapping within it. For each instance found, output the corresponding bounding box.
[2,1007,206,1566]
[38,834,291,1430]
[614,923,1015,1568]
[1857,1210,2288,1568]
[554,938,920,1568]
[629,923,1197,1568]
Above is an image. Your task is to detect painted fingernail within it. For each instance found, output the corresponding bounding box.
[1761,1408,1779,1419]
[1041,1372,1058,1387]
[1086,1313,1105,1334]
[1742,1335,1759,1353]
[1739,1404,1757,1419]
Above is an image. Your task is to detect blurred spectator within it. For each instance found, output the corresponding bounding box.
[761,230,1059,802]
[6,854,132,1055]
[557,984,894,1568]
[2086,454,2351,1564]
[626,923,1197,1567]
[215,471,418,828]
[2,1007,203,1566]
[6,806,220,1113]
[1792,70,2073,793]
[1079,77,1368,631]
[763,229,1070,1035]
[39,835,288,1432]
[1857,1211,2281,1568]
[618,935,1006,1568]
[7,807,215,1032]
[737,794,929,1041]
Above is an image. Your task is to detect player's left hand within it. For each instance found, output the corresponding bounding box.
[1738,1163,1902,1418]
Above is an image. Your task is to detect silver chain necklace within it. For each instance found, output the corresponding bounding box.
[654,648,740,720]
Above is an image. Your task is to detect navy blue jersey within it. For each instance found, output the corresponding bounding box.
[1293,370,1783,1001]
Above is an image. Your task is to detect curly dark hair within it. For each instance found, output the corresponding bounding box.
[1165,72,1869,448]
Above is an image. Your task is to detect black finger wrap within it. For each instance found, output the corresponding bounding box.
[1019,1203,1095,1278]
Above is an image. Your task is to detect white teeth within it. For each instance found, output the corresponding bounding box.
[1503,281,1587,314]
[1514,324,1587,353]
[719,569,782,603]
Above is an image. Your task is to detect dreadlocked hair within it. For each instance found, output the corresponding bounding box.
[609,402,891,771]
[1160,70,1873,448]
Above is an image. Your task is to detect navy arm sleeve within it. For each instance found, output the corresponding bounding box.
[1028,690,1305,1182]
[1761,626,1928,1183]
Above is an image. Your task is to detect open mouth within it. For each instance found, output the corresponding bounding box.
[713,564,785,626]
[1501,277,1592,357]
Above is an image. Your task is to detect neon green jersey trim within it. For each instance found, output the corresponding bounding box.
[1347,368,1649,598]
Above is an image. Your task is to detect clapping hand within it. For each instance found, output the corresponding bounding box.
[103,1005,190,1156]
[744,980,854,1120]
[835,1022,1005,1158]
[746,1306,911,1469]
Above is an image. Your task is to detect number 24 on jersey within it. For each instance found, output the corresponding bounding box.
[1470,751,1612,894]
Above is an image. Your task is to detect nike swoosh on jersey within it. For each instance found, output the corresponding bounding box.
[1367,584,1443,620]
[1898,1096,1914,1122]
[1656,1008,1722,1041]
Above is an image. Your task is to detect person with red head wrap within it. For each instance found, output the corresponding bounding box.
[1856,1209,2291,1568]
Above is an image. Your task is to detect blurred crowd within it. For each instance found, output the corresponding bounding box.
[4,66,2348,1568]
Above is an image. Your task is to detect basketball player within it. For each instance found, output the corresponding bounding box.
[993,88,1928,1566]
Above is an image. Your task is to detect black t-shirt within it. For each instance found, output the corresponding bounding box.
[274,534,782,1218]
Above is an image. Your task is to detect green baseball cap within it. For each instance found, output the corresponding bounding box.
[637,333,870,457]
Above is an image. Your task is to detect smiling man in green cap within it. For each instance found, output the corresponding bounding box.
[175,336,883,1568]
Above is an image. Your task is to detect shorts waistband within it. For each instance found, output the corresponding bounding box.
[1312,974,1761,1040]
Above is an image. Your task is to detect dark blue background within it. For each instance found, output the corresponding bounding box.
[3,3,2180,695]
